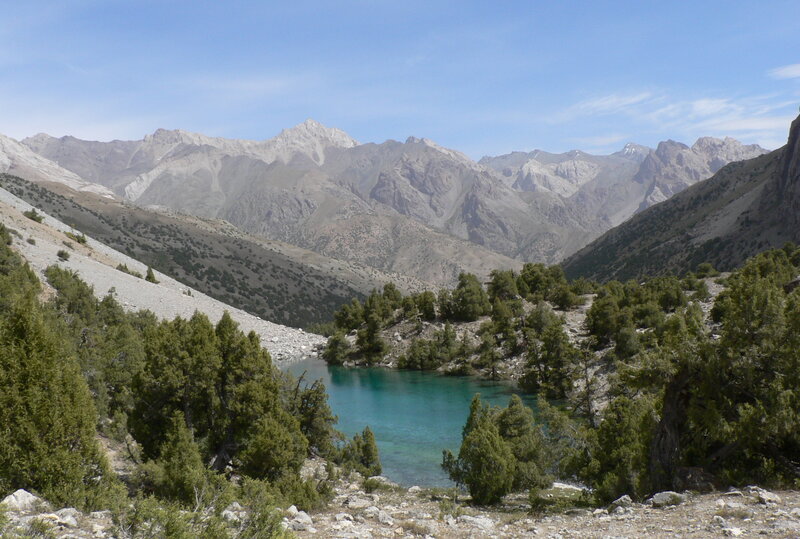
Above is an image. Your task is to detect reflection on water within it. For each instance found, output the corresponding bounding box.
[286,358,536,487]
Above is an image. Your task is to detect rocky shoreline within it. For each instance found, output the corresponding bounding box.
[3,460,799,538]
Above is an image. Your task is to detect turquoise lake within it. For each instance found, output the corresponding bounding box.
[286,358,536,487]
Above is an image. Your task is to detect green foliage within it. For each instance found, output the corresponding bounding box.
[552,283,583,310]
[65,230,87,244]
[23,208,43,222]
[442,395,515,505]
[145,266,159,283]
[56,249,70,261]
[287,377,339,458]
[322,331,351,365]
[334,298,364,331]
[497,396,552,492]
[487,269,519,302]
[116,263,143,278]
[518,263,568,302]
[582,396,657,502]
[0,223,12,245]
[449,273,491,321]
[239,413,308,481]
[585,291,620,345]
[0,293,118,510]
[398,323,458,370]
[382,282,402,309]
[520,324,578,398]
[137,411,209,505]
[695,262,720,278]
[414,290,437,320]
[443,395,550,505]
[340,426,382,478]
[355,312,387,364]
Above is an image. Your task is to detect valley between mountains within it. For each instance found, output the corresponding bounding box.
[1,114,799,539]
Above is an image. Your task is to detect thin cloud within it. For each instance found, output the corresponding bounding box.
[571,133,628,147]
[565,92,656,116]
[768,63,800,80]
[178,73,312,103]
[560,89,797,151]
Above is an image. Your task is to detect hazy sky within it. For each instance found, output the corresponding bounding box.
[2,0,799,157]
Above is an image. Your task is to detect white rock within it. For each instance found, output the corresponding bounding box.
[294,510,313,526]
[226,501,244,512]
[364,506,380,519]
[89,510,112,521]
[222,509,241,523]
[458,515,494,531]
[344,496,371,509]
[335,512,353,522]
[647,491,687,507]
[748,486,781,505]
[377,510,394,526]
[54,508,80,527]
[407,485,422,494]
[286,504,299,517]
[723,527,743,537]
[610,494,633,508]
[1,489,45,512]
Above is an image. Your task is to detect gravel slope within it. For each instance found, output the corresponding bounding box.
[0,186,324,363]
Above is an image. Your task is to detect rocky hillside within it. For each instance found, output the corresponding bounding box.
[481,137,767,232]
[0,183,324,360]
[3,465,799,538]
[0,173,427,329]
[563,113,800,282]
[12,122,764,281]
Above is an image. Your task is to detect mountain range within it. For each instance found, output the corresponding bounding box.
[1,119,768,287]
[563,112,800,281]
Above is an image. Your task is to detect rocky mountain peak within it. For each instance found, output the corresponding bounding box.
[269,119,358,166]
[613,142,650,163]
[275,119,358,149]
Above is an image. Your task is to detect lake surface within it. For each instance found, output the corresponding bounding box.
[286,358,536,487]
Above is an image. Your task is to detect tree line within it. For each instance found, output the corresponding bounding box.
[322,247,800,506]
[0,223,379,536]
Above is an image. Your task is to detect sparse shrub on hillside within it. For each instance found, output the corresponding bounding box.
[23,208,43,222]
[695,262,720,278]
[0,224,12,245]
[65,230,87,244]
[56,249,70,261]
[116,263,143,278]
[145,266,159,283]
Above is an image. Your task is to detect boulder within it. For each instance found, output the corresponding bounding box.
[344,495,371,509]
[377,510,394,526]
[647,491,687,508]
[747,486,781,505]
[610,494,633,509]
[288,510,313,531]
[1,490,46,512]
[458,514,495,531]
[54,508,81,527]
